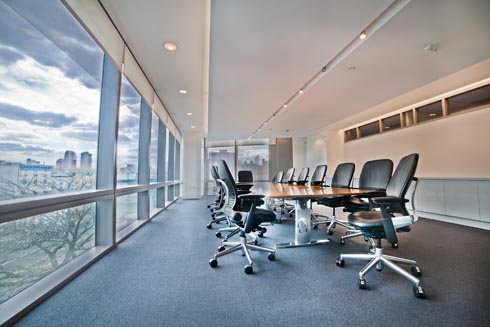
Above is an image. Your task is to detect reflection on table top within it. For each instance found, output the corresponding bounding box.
[251,182,373,199]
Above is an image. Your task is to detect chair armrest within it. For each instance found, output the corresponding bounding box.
[370,196,408,207]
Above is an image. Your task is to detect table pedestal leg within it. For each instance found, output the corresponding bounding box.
[276,199,330,248]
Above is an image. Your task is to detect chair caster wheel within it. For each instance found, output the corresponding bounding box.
[413,286,426,299]
[358,278,367,290]
[258,232,264,238]
[268,253,276,261]
[340,239,345,245]
[326,230,333,236]
[215,232,222,238]
[209,259,218,268]
[217,246,225,252]
[244,265,253,274]
[336,258,345,267]
[392,243,399,248]
[312,224,318,230]
[206,224,212,229]
[411,266,422,277]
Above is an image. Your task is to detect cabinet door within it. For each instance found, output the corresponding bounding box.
[444,180,479,220]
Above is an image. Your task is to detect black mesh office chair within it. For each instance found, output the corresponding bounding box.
[271,171,284,183]
[294,167,310,185]
[339,159,393,245]
[336,154,426,299]
[281,168,295,184]
[206,166,227,229]
[312,162,355,234]
[310,165,327,186]
[209,160,276,274]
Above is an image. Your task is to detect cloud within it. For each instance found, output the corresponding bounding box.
[61,131,98,142]
[0,142,53,154]
[119,115,140,130]
[0,102,77,127]
[73,122,98,131]
[0,46,24,64]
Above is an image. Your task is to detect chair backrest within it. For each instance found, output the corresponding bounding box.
[386,153,419,198]
[238,170,253,183]
[381,154,419,244]
[331,162,355,188]
[358,159,393,190]
[310,165,327,186]
[297,167,310,184]
[281,168,295,183]
[211,165,219,180]
[217,160,238,211]
[272,171,283,183]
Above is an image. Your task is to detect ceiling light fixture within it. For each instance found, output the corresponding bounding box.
[359,32,367,40]
[163,42,177,52]
[283,104,288,108]
[178,89,188,94]
[299,89,304,94]
[424,43,439,52]
[190,125,195,128]
[186,112,192,116]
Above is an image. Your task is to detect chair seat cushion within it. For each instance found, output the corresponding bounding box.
[343,197,370,212]
[318,195,348,208]
[348,211,383,228]
[254,208,276,223]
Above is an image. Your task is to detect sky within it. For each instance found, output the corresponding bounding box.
[0,0,105,166]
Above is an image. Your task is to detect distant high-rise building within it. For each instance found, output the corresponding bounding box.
[64,150,77,169]
[56,159,63,169]
[80,152,92,169]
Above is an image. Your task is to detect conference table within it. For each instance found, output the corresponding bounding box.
[251,182,374,248]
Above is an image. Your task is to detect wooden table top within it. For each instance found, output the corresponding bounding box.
[251,182,373,199]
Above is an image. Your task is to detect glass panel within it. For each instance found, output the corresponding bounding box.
[359,121,380,138]
[167,133,175,182]
[237,144,269,181]
[345,128,357,142]
[0,203,95,304]
[447,84,490,115]
[117,76,141,187]
[416,101,443,123]
[165,128,169,181]
[206,146,235,194]
[149,113,159,183]
[149,188,157,212]
[116,193,137,232]
[382,114,401,131]
[0,0,103,201]
[403,110,414,127]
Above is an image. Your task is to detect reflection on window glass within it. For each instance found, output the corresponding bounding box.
[237,145,268,181]
[447,84,490,115]
[382,114,401,131]
[149,113,159,183]
[207,146,235,194]
[0,0,103,201]
[416,101,442,123]
[345,128,357,142]
[0,203,95,304]
[149,188,157,211]
[359,121,380,138]
[116,193,137,231]
[117,75,141,187]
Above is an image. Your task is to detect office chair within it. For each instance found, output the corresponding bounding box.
[281,168,295,184]
[209,160,276,274]
[312,162,355,234]
[336,154,426,299]
[293,167,309,185]
[339,159,393,245]
[206,165,227,229]
[207,165,223,210]
[237,170,254,192]
[310,165,327,186]
[271,170,284,183]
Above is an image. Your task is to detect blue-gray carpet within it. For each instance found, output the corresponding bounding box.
[15,198,490,327]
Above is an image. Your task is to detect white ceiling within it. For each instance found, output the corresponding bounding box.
[100,0,490,140]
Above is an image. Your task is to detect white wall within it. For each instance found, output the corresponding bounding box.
[292,137,306,171]
[305,130,328,172]
[182,132,203,199]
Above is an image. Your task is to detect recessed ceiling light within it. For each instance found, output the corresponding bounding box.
[163,42,177,52]
[283,104,288,108]
[178,89,188,94]
[359,32,367,40]
[190,125,195,128]
[264,122,268,125]
[299,89,304,94]
[186,112,192,116]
